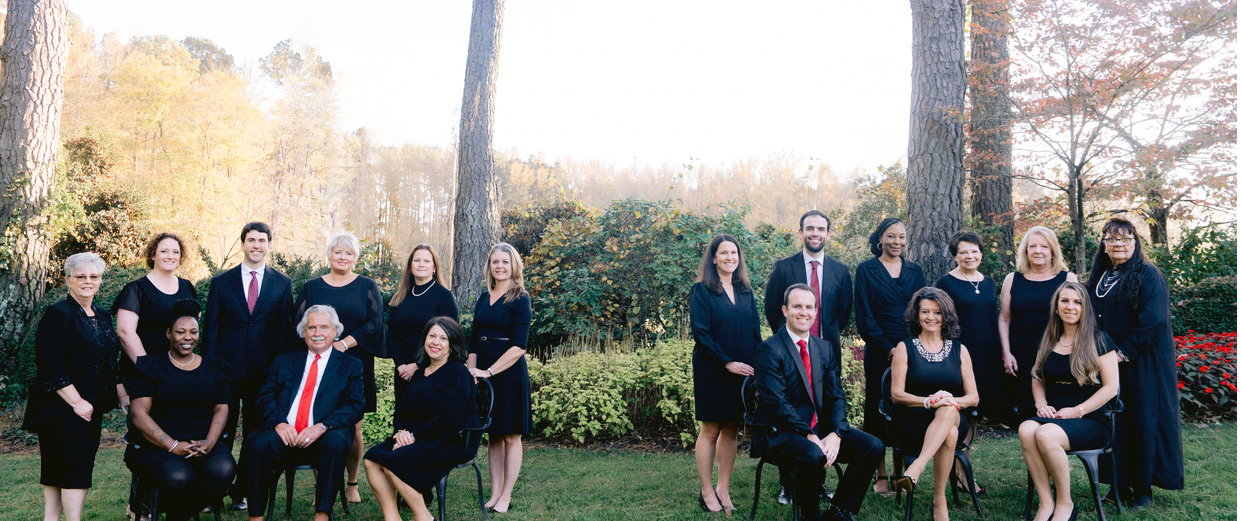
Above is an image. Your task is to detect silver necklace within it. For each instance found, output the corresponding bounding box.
[968,279,981,294]
[169,352,195,369]
[912,337,952,363]
[411,279,436,297]
[1095,268,1122,298]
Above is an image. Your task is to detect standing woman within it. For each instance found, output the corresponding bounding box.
[115,233,198,372]
[387,244,459,399]
[24,253,125,521]
[690,234,761,515]
[1019,281,1120,521]
[294,231,386,504]
[467,243,532,514]
[999,226,1075,423]
[1086,218,1182,508]
[854,218,925,493]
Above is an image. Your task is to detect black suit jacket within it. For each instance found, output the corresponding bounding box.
[256,349,365,432]
[763,252,852,358]
[753,327,850,457]
[202,264,295,386]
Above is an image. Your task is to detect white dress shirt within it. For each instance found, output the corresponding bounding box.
[286,347,333,427]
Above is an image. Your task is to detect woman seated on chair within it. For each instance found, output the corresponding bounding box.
[364,316,480,521]
[126,299,236,521]
[889,287,979,521]
[1019,281,1119,521]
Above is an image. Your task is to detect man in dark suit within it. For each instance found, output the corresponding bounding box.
[202,222,295,510]
[764,210,853,360]
[754,284,882,521]
[242,305,364,521]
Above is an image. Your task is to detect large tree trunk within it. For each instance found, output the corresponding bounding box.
[1066,168,1086,273]
[966,0,1014,271]
[907,0,967,282]
[451,0,504,307]
[0,0,69,375]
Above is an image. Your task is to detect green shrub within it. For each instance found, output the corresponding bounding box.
[362,357,396,443]
[1148,224,1238,288]
[1171,276,1237,336]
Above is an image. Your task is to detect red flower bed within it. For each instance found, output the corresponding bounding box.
[1176,331,1237,421]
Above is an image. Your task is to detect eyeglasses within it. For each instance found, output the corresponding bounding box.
[1102,236,1134,245]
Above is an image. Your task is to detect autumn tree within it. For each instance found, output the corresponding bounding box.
[452,0,505,306]
[0,0,69,372]
[907,0,967,281]
[967,0,1014,269]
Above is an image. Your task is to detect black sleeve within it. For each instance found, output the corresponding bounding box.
[128,356,158,400]
[292,282,310,339]
[509,294,532,349]
[345,279,386,358]
[441,290,461,323]
[764,263,786,334]
[34,306,77,394]
[277,276,297,355]
[1095,331,1118,357]
[1115,265,1171,361]
[468,297,481,355]
[755,340,812,436]
[319,359,366,430]
[257,358,286,429]
[213,360,231,405]
[836,267,854,336]
[412,366,473,441]
[854,266,893,353]
[690,284,732,367]
[112,280,143,315]
[820,343,850,435]
[386,301,404,367]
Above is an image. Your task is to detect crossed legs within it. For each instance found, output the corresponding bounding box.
[485,433,523,512]
[364,460,434,521]
[695,421,740,512]
[900,406,960,521]
[1019,421,1076,521]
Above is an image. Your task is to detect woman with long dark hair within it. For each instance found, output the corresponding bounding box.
[690,234,761,515]
[387,244,459,398]
[1086,218,1182,508]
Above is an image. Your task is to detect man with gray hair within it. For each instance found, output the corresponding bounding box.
[240,305,364,521]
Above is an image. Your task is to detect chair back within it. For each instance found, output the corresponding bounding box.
[879,367,896,420]
[459,377,494,462]
[740,375,761,428]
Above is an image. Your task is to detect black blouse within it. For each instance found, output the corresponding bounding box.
[127,355,229,441]
[387,281,459,366]
[392,362,480,452]
[112,276,198,359]
[295,276,386,357]
[855,257,926,353]
[470,292,532,349]
[23,299,121,431]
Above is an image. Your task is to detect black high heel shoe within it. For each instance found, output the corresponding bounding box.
[1066,505,1079,521]
[699,492,723,513]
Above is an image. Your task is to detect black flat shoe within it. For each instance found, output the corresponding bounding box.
[1129,492,1153,509]
[894,474,916,494]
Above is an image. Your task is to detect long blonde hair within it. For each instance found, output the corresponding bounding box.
[485,243,526,304]
[1015,226,1068,274]
[1031,281,1104,386]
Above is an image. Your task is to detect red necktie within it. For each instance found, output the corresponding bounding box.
[294,354,320,433]
[246,270,259,314]
[797,339,817,429]
[809,260,822,338]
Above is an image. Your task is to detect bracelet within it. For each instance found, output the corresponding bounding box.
[168,441,179,453]
[487,368,494,377]
[1077,406,1084,416]
[1035,400,1048,407]
[922,397,931,409]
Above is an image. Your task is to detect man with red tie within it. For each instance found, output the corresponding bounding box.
[242,305,364,521]
[754,284,881,521]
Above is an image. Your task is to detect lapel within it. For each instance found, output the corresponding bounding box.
[312,350,342,414]
[254,265,279,311]
[780,329,815,405]
[228,265,249,314]
[790,253,808,285]
[809,337,825,406]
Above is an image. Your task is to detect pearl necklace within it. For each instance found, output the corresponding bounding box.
[411,280,436,297]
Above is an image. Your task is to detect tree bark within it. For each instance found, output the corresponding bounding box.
[966,0,1013,270]
[452,0,504,308]
[907,0,967,283]
[0,0,69,374]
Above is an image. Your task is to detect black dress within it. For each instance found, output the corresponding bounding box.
[295,276,386,412]
[363,361,480,494]
[1004,271,1068,416]
[23,299,120,489]
[387,280,459,397]
[689,281,761,422]
[936,274,1002,418]
[855,257,925,442]
[112,276,197,376]
[890,338,970,451]
[1026,334,1117,450]
[470,292,532,435]
[1091,262,1183,491]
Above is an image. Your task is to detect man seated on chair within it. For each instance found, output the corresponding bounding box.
[241,305,364,521]
[754,284,883,521]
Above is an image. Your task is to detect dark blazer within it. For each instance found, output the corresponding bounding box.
[202,264,295,386]
[22,299,121,430]
[256,349,365,432]
[752,327,849,457]
[763,252,852,358]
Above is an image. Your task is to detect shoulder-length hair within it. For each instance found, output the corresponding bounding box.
[904,287,961,339]
[1032,281,1105,386]
[144,232,186,269]
[1015,226,1068,274]
[1084,217,1149,311]
[868,218,904,257]
[485,243,527,304]
[390,244,448,307]
[417,316,469,365]
[695,234,752,295]
[324,231,361,261]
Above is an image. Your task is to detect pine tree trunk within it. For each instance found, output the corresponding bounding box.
[0,0,69,375]
[907,0,967,283]
[452,0,504,308]
[966,0,1014,270]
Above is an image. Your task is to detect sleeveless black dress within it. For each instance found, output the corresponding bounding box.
[891,338,971,451]
[1005,271,1068,415]
[1027,334,1117,450]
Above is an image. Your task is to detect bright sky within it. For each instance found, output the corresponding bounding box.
[66,1,913,175]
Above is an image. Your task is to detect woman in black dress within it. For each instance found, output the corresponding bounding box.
[854,217,925,493]
[24,253,124,521]
[689,234,761,515]
[365,316,480,521]
[294,231,386,504]
[1019,281,1119,521]
[387,244,459,398]
[467,243,532,513]
[115,233,198,373]
[1086,218,1182,508]
[889,288,979,521]
[126,300,236,521]
[999,226,1076,423]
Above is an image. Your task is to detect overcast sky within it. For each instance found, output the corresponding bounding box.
[66,1,914,175]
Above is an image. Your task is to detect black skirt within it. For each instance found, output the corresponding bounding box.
[37,414,103,489]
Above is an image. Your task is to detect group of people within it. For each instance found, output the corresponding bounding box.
[691,211,1183,521]
[25,222,532,521]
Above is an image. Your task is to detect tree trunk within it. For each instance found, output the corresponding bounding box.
[966,0,1014,271]
[0,0,69,375]
[451,0,504,308]
[907,0,967,283]
[1066,169,1086,273]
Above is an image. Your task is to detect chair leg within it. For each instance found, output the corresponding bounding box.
[955,452,985,518]
[1076,453,1107,521]
[1107,452,1124,514]
[473,462,490,521]
[437,474,448,521]
[902,485,914,521]
[749,460,764,521]
[1023,471,1035,521]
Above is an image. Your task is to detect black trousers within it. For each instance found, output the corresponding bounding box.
[767,429,883,520]
[242,428,352,517]
[145,452,236,521]
[225,381,261,501]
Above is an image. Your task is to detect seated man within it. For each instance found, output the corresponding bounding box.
[241,305,364,521]
[754,284,883,521]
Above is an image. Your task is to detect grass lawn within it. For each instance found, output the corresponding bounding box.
[0,422,1233,520]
